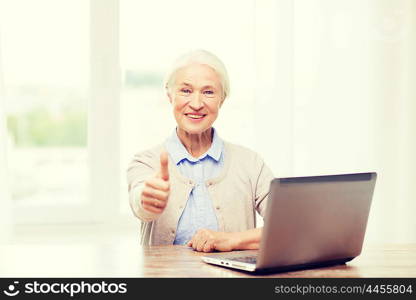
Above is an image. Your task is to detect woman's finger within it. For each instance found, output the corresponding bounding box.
[145,177,170,192]
[141,195,166,210]
[142,187,168,202]
[141,202,164,214]
[203,240,214,253]
[195,232,208,252]
[196,239,207,252]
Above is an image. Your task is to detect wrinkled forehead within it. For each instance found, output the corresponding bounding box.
[173,63,222,88]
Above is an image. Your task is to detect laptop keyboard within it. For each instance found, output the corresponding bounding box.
[228,255,257,264]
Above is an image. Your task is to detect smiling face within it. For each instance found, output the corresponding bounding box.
[168,63,224,135]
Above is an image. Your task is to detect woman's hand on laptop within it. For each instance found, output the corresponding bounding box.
[187,228,263,252]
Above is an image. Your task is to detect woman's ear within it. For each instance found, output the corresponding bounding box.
[219,97,225,108]
[167,91,173,104]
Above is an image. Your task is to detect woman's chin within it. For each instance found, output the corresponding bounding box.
[178,124,212,135]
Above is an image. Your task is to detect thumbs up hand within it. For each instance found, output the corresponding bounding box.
[141,151,170,214]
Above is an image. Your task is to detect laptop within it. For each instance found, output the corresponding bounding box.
[201,172,377,273]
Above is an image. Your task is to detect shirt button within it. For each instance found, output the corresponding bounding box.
[179,205,183,210]
[171,229,175,234]
[216,206,220,210]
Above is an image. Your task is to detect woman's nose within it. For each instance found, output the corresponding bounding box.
[189,93,204,110]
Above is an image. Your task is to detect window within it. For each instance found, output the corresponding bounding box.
[1,0,90,222]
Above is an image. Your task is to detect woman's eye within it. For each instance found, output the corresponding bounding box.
[181,89,191,93]
[203,90,214,95]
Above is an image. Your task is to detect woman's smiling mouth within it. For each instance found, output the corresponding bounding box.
[185,113,207,120]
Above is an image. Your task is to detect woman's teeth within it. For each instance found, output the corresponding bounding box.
[187,114,205,119]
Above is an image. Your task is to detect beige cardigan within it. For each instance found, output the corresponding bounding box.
[127,141,274,245]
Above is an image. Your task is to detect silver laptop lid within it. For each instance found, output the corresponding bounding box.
[256,172,377,270]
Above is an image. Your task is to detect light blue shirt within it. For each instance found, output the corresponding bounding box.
[165,128,224,245]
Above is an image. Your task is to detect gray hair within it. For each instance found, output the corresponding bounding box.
[164,49,230,100]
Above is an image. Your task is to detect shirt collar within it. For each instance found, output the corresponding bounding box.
[165,128,223,165]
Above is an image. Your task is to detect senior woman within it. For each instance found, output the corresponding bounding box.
[127,50,274,253]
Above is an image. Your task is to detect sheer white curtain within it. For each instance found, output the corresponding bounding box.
[254,0,416,243]
[290,0,416,243]
[0,22,12,242]
[367,0,416,243]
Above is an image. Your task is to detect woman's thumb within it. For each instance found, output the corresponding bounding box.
[159,151,169,181]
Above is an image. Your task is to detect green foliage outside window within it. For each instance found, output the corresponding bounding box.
[7,107,87,147]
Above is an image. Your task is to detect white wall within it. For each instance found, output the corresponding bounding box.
[254,0,295,177]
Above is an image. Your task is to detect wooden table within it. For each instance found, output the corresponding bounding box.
[0,243,415,277]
